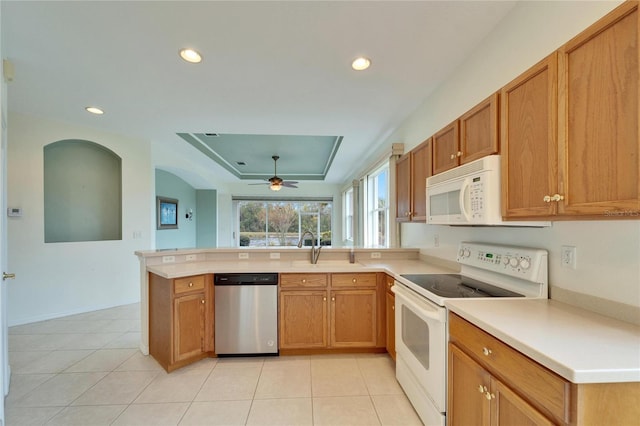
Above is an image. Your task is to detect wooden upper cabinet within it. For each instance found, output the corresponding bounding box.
[395,139,431,222]
[501,53,559,218]
[395,153,411,221]
[410,139,431,222]
[558,1,640,216]
[432,120,460,174]
[460,92,500,164]
[432,94,499,175]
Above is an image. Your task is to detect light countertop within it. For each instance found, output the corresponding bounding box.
[446,298,640,384]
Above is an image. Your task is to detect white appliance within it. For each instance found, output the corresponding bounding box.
[426,155,550,226]
[393,242,548,426]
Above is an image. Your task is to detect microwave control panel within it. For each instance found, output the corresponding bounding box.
[469,176,485,219]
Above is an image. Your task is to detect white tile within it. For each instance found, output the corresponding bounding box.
[371,395,423,426]
[45,404,127,425]
[102,332,141,349]
[311,357,369,397]
[57,333,123,350]
[246,398,313,426]
[112,402,189,426]
[64,349,136,372]
[72,371,158,405]
[14,372,107,407]
[5,406,63,426]
[357,355,404,395]
[313,396,381,425]
[195,366,260,401]
[134,369,208,403]
[179,400,251,426]
[254,361,311,399]
[115,351,164,372]
[5,373,56,405]
[9,334,74,352]
[14,350,93,374]
[215,357,265,369]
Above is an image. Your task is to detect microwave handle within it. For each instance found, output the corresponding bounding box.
[459,178,472,221]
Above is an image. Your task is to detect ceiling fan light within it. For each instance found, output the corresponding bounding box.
[351,56,371,71]
[270,183,282,191]
[179,48,202,63]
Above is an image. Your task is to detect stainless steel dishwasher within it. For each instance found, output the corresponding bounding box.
[214,273,279,356]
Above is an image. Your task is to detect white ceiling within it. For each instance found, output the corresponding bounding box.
[2,1,517,186]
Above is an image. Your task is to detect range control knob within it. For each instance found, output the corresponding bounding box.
[519,258,531,270]
[509,257,519,268]
[463,248,471,258]
[502,256,511,266]
[458,248,465,258]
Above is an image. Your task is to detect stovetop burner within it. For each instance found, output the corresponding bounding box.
[400,273,524,298]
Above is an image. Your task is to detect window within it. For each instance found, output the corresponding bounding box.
[343,187,354,243]
[235,199,332,247]
[365,164,389,247]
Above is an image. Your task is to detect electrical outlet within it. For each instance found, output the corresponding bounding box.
[370,252,381,259]
[162,255,175,263]
[270,252,281,259]
[185,254,197,261]
[561,246,577,269]
[238,252,249,259]
[434,234,440,247]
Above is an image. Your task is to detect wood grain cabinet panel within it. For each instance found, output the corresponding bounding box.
[502,2,640,220]
[395,139,431,222]
[279,290,327,349]
[149,273,212,372]
[432,120,460,175]
[385,274,396,361]
[330,289,377,347]
[460,92,500,164]
[280,273,328,288]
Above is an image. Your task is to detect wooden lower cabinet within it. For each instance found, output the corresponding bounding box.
[279,290,327,349]
[279,272,386,354]
[149,273,213,372]
[449,313,640,426]
[385,274,396,361]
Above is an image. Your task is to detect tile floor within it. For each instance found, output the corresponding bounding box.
[5,303,423,426]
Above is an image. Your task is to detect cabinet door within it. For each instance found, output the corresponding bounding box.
[410,139,431,222]
[173,293,205,363]
[330,289,377,347]
[385,291,395,361]
[432,120,460,174]
[558,2,640,216]
[448,343,491,426]
[491,378,554,426]
[460,93,499,164]
[279,290,327,349]
[501,53,559,218]
[396,153,411,221]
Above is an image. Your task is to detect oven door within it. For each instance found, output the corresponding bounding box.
[393,282,447,413]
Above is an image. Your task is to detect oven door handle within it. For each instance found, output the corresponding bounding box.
[392,282,446,323]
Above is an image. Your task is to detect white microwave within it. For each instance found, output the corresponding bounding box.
[426,155,550,227]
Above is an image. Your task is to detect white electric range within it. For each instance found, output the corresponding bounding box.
[392,242,548,426]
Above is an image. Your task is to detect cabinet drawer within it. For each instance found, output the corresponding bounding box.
[331,273,377,288]
[174,275,206,295]
[449,313,570,424]
[280,273,328,288]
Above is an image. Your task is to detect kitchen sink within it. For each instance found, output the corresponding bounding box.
[289,260,362,268]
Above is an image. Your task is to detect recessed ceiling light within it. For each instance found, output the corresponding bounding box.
[179,48,202,64]
[351,56,371,71]
[85,106,104,115]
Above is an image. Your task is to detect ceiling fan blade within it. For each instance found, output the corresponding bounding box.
[248,182,270,185]
[282,182,298,188]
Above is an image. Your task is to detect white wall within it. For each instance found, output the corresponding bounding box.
[361,1,640,321]
[7,112,153,325]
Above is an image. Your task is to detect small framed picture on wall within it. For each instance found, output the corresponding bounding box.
[156,196,178,230]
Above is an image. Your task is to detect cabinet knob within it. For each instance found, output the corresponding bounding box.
[485,392,495,400]
[201,299,205,304]
[482,347,492,356]
[391,305,395,311]
[478,385,485,394]
[387,282,393,288]
[450,154,455,160]
[323,297,327,301]
[331,297,335,301]
[189,282,193,287]
[544,194,564,203]
[457,151,462,157]
[302,279,306,283]
[352,278,357,283]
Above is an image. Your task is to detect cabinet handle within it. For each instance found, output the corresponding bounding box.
[482,347,492,356]
[543,194,565,203]
[189,282,193,287]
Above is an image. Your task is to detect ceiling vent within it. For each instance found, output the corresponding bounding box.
[204,133,219,137]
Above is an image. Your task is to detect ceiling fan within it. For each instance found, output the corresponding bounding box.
[250,155,298,191]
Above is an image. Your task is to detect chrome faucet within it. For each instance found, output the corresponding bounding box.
[297,231,322,264]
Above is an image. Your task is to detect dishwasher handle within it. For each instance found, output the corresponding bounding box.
[214,273,278,285]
